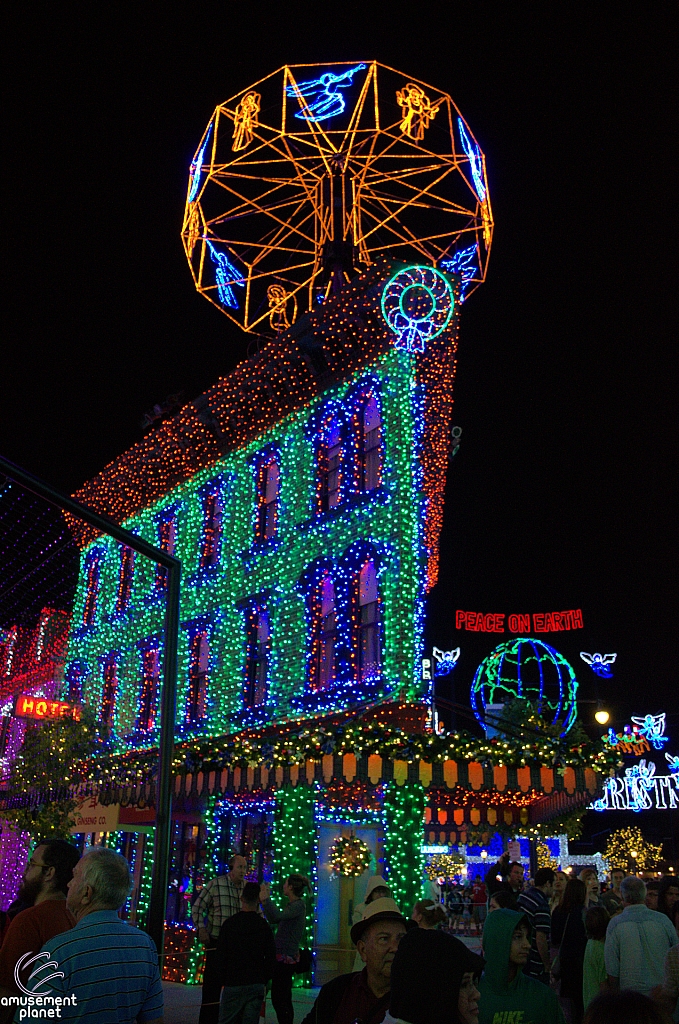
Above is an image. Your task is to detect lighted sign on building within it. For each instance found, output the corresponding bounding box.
[591,712,678,812]
[14,695,81,722]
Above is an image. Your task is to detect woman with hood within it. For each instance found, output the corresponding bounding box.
[478,908,565,1024]
[388,927,484,1024]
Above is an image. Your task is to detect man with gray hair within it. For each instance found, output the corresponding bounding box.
[21,846,163,1022]
[604,874,677,997]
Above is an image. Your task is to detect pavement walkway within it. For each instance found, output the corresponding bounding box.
[162,981,319,1024]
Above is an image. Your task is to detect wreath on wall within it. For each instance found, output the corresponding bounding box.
[329,834,371,878]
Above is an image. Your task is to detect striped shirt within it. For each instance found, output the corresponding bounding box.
[22,910,163,1022]
[517,886,551,977]
[191,874,244,940]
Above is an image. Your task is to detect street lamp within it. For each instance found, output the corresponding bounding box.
[595,708,610,725]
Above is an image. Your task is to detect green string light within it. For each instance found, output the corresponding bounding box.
[273,786,316,988]
[383,781,425,914]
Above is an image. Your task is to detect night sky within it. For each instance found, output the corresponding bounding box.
[2,7,676,742]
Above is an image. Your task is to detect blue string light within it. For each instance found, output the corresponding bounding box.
[286,65,367,122]
[381,266,454,353]
[440,244,478,302]
[457,119,486,202]
[188,124,213,203]
[205,240,244,309]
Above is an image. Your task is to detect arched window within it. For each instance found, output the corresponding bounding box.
[115,546,135,615]
[361,396,382,492]
[356,559,380,681]
[318,417,342,512]
[186,631,209,726]
[200,490,223,569]
[82,552,103,627]
[311,575,337,691]
[155,513,177,591]
[137,643,160,732]
[256,457,280,541]
[65,661,89,703]
[100,653,118,732]
[245,607,269,708]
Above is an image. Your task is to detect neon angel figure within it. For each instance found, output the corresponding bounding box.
[441,243,478,302]
[433,647,460,677]
[631,712,669,750]
[188,124,213,203]
[205,240,244,309]
[579,652,617,678]
[457,118,486,202]
[286,64,367,122]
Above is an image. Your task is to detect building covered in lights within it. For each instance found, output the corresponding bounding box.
[40,63,608,982]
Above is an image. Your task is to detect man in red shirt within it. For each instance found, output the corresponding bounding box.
[0,837,79,1018]
[301,898,415,1024]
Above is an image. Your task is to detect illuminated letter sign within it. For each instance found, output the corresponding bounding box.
[456,609,583,632]
[592,713,678,812]
[14,695,81,722]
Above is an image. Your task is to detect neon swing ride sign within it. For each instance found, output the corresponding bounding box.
[591,712,679,813]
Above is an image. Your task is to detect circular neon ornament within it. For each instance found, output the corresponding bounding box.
[470,637,579,736]
[381,266,454,352]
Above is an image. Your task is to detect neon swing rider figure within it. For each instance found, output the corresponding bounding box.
[286,64,366,122]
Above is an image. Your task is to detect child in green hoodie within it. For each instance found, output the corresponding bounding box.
[478,908,565,1024]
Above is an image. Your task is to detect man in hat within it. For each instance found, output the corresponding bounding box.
[301,898,414,1024]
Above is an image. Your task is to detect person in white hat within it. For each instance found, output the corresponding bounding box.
[352,876,394,971]
[301,898,415,1024]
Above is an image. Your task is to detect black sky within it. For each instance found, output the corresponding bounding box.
[1,5,676,729]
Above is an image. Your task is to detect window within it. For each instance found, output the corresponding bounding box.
[137,644,160,732]
[115,546,135,615]
[318,417,342,512]
[361,396,382,492]
[155,514,177,591]
[82,553,103,627]
[356,560,380,681]
[311,575,337,690]
[256,458,280,541]
[245,607,269,708]
[100,653,118,732]
[186,631,209,726]
[200,491,223,569]
[65,661,88,703]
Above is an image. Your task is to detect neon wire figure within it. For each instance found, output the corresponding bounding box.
[457,118,486,202]
[579,652,616,678]
[631,712,669,750]
[188,124,213,203]
[441,243,478,302]
[396,83,442,142]
[432,647,460,677]
[287,64,367,122]
[232,92,261,152]
[205,240,244,309]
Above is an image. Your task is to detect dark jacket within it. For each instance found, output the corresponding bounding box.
[551,904,587,1001]
[300,972,357,1024]
[217,910,276,986]
[484,861,522,900]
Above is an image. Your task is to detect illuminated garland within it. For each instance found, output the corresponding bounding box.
[383,781,425,913]
[79,714,615,788]
[329,834,371,877]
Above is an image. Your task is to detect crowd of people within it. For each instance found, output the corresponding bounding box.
[0,839,678,1024]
